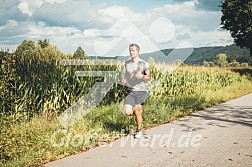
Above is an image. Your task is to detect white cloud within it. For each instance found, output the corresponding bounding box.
[18,0,44,16]
[0,0,233,56]
[18,0,68,17]
[0,0,27,24]
[2,20,18,28]
[98,5,129,19]
[83,28,101,37]
[28,23,82,39]
[0,20,29,37]
[18,0,31,16]
[45,0,67,4]
[146,1,221,32]
[83,1,231,55]
[32,0,108,30]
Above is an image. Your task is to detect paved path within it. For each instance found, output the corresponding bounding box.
[45,93,252,167]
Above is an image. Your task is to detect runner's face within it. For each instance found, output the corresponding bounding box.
[129,46,139,59]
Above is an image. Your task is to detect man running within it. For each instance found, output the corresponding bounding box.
[121,43,151,138]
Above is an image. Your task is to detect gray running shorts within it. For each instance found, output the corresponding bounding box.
[124,91,148,106]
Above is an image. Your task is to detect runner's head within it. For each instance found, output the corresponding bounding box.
[129,44,140,59]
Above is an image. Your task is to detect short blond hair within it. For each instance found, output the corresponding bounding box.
[129,43,140,52]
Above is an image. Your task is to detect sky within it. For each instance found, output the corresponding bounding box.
[0,0,234,56]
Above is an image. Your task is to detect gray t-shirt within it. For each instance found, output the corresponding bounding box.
[125,57,150,91]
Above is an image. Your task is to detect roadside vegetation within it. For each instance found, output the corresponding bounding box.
[1,40,252,167]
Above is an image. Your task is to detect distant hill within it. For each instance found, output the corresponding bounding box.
[141,45,252,65]
[89,44,252,65]
[183,44,251,65]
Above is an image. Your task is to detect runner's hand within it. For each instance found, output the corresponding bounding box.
[135,71,144,79]
[121,78,127,84]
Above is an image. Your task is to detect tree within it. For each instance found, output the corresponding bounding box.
[241,62,249,67]
[73,46,87,59]
[209,61,215,67]
[220,0,252,56]
[203,60,210,67]
[15,40,36,59]
[217,53,228,67]
[230,60,240,67]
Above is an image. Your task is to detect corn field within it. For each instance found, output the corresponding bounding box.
[149,64,246,98]
[0,47,249,125]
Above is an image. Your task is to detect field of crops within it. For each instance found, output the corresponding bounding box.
[1,46,252,166]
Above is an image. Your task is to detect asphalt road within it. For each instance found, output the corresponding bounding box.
[44,93,252,167]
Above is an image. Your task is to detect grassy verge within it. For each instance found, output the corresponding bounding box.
[1,80,252,167]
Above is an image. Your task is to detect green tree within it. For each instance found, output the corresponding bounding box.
[209,61,215,67]
[203,60,210,67]
[217,53,228,67]
[73,46,87,59]
[14,39,67,82]
[241,62,249,67]
[230,60,240,67]
[220,0,252,56]
[15,40,36,57]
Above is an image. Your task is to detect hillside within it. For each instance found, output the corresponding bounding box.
[183,44,251,65]
[114,44,252,65]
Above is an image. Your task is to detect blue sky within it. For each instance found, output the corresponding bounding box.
[0,0,233,56]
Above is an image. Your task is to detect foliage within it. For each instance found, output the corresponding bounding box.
[0,40,124,122]
[73,46,87,59]
[216,53,228,67]
[220,0,252,56]
[148,65,248,99]
[38,39,50,49]
[208,61,215,67]
[1,39,252,166]
[241,63,249,67]
[231,67,252,77]
[164,44,252,66]
[203,60,210,67]
[1,64,252,167]
[0,40,70,121]
[229,60,240,67]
